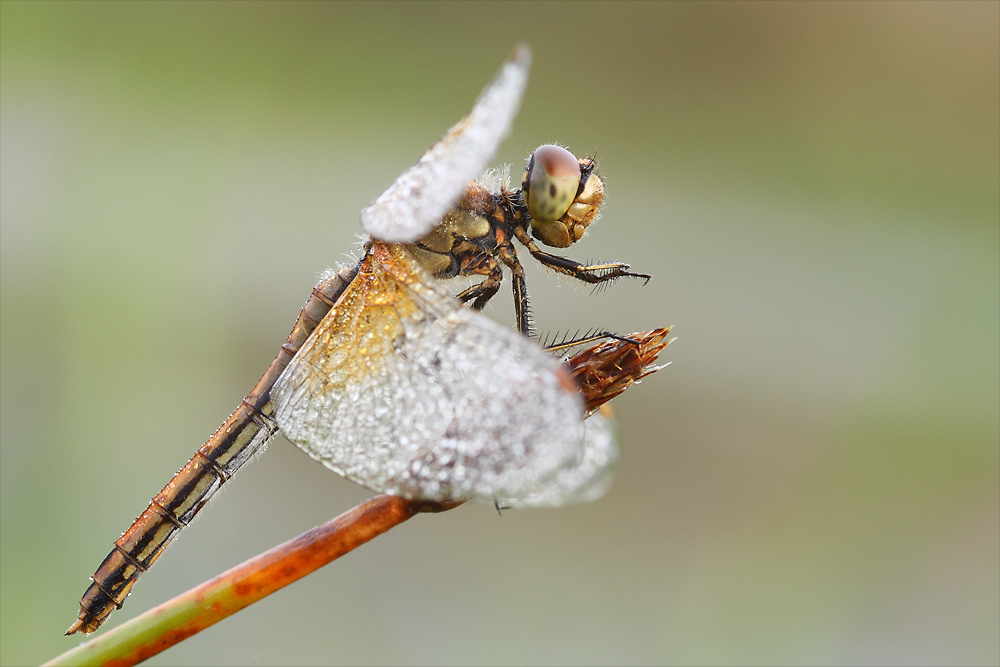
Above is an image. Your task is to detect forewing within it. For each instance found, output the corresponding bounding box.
[271,241,605,504]
[360,46,531,243]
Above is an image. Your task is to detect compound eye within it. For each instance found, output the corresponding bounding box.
[522,145,581,224]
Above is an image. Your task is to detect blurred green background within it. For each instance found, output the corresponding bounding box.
[2,2,997,665]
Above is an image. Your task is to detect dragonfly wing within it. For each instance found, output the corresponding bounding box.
[271,241,612,505]
[360,46,531,243]
[502,410,618,508]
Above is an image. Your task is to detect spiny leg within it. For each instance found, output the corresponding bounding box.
[543,330,642,354]
[454,257,534,338]
[454,265,503,311]
[511,227,651,285]
[510,264,533,337]
[494,244,535,337]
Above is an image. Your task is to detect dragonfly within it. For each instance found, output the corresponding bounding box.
[67,45,666,636]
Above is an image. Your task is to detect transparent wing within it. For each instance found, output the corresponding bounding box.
[360,45,531,243]
[271,241,616,506]
[504,411,618,508]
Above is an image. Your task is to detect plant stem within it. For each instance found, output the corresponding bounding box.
[45,495,460,667]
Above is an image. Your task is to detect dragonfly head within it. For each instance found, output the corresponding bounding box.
[521,144,604,248]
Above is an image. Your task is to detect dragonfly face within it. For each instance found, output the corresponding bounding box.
[522,144,604,248]
[67,45,669,636]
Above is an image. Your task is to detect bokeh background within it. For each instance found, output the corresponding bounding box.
[2,2,997,665]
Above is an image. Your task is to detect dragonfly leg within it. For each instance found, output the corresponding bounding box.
[543,330,642,354]
[489,244,535,337]
[454,264,503,311]
[510,263,533,337]
[511,226,651,285]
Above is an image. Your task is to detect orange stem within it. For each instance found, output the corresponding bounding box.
[46,496,460,667]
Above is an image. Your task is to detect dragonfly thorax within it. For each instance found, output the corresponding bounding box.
[404,183,506,280]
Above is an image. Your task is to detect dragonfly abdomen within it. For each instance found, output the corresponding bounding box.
[67,264,359,635]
